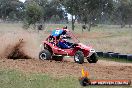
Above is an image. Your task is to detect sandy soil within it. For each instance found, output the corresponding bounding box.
[0,58,132,80]
[0,30,132,81]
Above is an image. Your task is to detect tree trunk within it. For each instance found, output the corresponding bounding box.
[72,15,75,31]
[82,26,84,33]
[88,22,92,31]
[121,22,125,28]
[129,24,131,28]
[82,21,87,33]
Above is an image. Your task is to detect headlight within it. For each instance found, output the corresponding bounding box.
[90,49,95,53]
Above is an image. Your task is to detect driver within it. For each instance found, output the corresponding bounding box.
[58,35,72,49]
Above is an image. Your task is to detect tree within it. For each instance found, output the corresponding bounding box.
[50,15,61,23]
[114,0,132,28]
[31,0,65,23]
[62,0,80,31]
[24,1,43,27]
[62,0,114,31]
[0,0,24,20]
[79,0,114,31]
[44,0,64,22]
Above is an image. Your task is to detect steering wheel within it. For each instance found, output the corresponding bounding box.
[70,43,78,48]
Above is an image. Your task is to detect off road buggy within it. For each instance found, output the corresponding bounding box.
[39,27,98,64]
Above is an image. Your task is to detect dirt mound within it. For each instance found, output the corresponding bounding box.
[0,31,40,59]
[7,39,31,59]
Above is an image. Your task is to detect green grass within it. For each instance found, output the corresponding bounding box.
[0,69,131,88]
[0,69,79,88]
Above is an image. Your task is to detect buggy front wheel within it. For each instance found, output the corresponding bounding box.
[39,49,51,60]
[74,51,84,64]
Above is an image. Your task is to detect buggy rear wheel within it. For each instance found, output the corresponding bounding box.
[74,51,84,64]
[39,49,51,60]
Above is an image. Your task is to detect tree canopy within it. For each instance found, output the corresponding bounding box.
[25,1,43,25]
[0,0,132,29]
[0,0,24,20]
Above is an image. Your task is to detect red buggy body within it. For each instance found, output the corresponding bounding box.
[39,28,98,64]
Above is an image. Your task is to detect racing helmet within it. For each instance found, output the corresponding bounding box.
[63,26,67,29]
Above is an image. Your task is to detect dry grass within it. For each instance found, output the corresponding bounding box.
[0,23,132,54]
[86,35,132,54]
[70,24,132,54]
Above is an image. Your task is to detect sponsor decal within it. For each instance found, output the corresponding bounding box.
[79,69,131,86]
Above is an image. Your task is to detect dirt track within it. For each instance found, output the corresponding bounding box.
[0,30,132,81]
[0,58,132,80]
